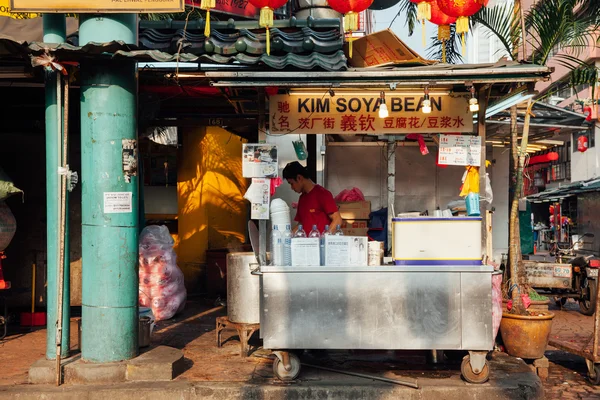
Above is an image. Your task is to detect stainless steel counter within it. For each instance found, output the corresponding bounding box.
[259,265,493,351]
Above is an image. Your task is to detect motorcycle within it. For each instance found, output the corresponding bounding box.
[525,233,599,316]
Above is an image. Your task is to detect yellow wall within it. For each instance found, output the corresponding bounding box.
[176,126,248,289]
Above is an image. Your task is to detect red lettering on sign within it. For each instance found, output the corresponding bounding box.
[323,117,336,130]
[341,115,358,132]
[440,116,452,128]
[277,101,290,114]
[408,117,420,129]
[453,117,465,128]
[278,116,289,130]
[427,117,438,128]
[358,114,376,131]
[311,117,323,129]
[298,118,311,129]
[383,118,394,129]
[396,117,407,129]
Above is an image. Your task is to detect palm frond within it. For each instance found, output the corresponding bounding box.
[395,0,418,36]
[426,24,463,64]
[470,2,520,61]
[525,0,600,65]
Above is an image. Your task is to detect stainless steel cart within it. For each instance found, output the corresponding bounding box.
[254,264,494,383]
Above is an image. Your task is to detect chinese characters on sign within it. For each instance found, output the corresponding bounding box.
[185,0,258,18]
[11,0,184,12]
[437,134,482,166]
[269,93,473,135]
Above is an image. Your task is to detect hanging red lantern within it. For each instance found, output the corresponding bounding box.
[247,0,289,55]
[429,1,457,63]
[437,0,484,55]
[578,134,589,152]
[409,0,435,46]
[327,0,374,58]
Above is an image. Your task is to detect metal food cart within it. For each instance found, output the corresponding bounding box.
[252,264,494,383]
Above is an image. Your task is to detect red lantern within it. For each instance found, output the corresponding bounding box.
[409,0,435,46]
[583,105,593,122]
[247,0,289,55]
[578,134,589,152]
[437,0,484,55]
[327,0,374,58]
[429,1,457,63]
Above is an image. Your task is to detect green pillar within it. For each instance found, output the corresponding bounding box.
[79,14,140,363]
[44,14,70,360]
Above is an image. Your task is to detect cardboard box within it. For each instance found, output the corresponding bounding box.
[342,227,369,237]
[346,29,435,68]
[291,238,320,266]
[337,201,371,220]
[341,219,368,229]
[325,236,368,266]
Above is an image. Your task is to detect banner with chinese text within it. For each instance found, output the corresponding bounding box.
[185,0,258,18]
[437,134,481,166]
[269,93,473,135]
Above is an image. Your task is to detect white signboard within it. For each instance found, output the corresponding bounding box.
[269,93,473,135]
[242,144,278,178]
[438,134,482,166]
[104,192,133,214]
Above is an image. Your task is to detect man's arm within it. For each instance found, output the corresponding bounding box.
[328,211,343,234]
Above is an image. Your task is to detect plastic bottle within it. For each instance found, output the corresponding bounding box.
[334,224,344,236]
[320,225,330,266]
[283,224,292,266]
[271,226,283,266]
[309,225,321,238]
[295,224,307,238]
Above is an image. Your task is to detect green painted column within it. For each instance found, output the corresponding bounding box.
[44,14,70,360]
[79,14,140,363]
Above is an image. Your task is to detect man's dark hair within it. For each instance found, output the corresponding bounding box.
[283,162,310,180]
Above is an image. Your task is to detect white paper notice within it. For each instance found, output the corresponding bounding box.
[242,144,278,178]
[438,134,482,166]
[243,178,270,220]
[103,192,133,214]
[291,238,320,266]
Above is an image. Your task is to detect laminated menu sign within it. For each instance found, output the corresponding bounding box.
[242,144,278,178]
[244,178,270,220]
[325,236,368,266]
[291,238,320,266]
[438,134,482,166]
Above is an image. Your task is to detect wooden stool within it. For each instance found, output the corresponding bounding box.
[216,316,259,357]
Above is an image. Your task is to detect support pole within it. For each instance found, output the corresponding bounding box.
[44,14,70,361]
[79,14,139,362]
[387,137,396,255]
[477,86,489,262]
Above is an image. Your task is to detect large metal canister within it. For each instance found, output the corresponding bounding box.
[227,252,260,324]
[294,0,341,20]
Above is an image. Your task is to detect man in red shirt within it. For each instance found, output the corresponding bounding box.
[283,162,342,234]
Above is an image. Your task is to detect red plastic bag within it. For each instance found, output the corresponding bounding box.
[406,133,429,156]
[506,294,532,311]
[335,188,365,202]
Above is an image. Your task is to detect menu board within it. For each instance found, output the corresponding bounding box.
[438,135,482,166]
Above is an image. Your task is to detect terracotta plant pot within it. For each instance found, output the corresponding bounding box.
[500,311,554,359]
[502,298,550,311]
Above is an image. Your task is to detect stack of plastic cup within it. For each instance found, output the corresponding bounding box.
[270,198,291,231]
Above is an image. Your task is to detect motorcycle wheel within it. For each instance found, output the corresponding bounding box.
[579,279,597,316]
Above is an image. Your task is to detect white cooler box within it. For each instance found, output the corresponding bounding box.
[392,217,482,265]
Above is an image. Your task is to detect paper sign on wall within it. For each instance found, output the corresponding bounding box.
[437,134,482,166]
[104,192,133,214]
[242,144,278,178]
[244,178,270,219]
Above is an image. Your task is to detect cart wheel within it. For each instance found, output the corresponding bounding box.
[461,356,490,384]
[273,353,301,381]
[588,365,600,385]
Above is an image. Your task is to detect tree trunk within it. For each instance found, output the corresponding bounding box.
[509,104,526,315]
